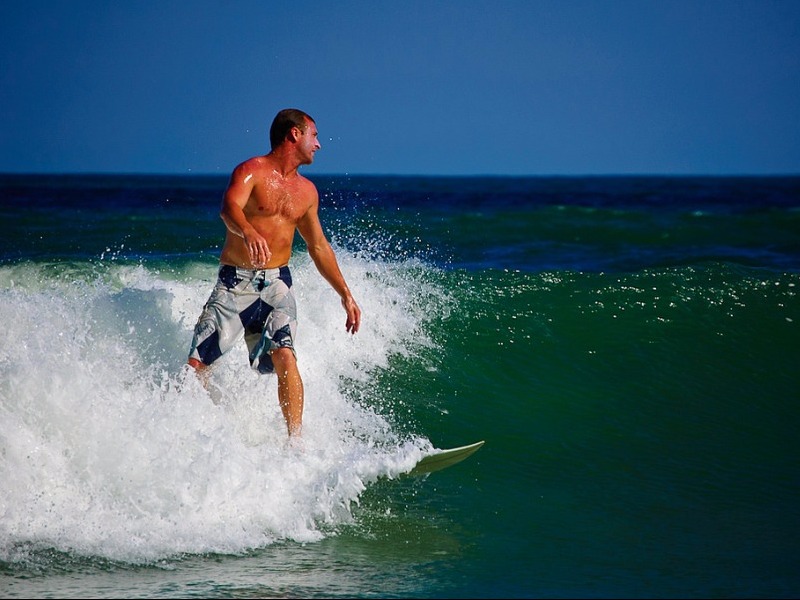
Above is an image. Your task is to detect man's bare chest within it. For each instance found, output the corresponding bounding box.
[246,188,307,221]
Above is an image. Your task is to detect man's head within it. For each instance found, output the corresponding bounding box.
[270,108,315,151]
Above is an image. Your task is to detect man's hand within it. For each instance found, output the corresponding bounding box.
[244,230,272,268]
[342,296,361,334]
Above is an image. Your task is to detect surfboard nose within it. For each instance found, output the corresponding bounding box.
[409,440,485,475]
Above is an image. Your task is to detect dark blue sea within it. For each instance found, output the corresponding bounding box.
[1,173,799,598]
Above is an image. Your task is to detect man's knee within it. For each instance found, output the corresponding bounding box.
[270,347,296,371]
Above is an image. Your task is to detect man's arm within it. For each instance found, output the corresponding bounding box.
[297,194,361,334]
[220,162,272,267]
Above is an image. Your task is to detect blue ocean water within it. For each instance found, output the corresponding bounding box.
[1,174,799,598]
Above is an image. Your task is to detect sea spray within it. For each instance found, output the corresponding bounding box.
[0,251,446,563]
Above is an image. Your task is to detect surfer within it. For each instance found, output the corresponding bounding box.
[187,108,361,438]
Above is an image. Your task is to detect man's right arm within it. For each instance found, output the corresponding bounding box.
[220,162,271,267]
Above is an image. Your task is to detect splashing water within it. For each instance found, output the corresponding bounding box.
[0,251,449,563]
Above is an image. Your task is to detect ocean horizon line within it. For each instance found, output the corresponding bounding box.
[2,170,800,180]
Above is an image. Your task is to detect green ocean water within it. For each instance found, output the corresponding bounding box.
[1,175,799,598]
[425,266,799,597]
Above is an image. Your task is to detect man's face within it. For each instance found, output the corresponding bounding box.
[297,119,321,165]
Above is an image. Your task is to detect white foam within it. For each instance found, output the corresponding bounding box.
[0,252,445,562]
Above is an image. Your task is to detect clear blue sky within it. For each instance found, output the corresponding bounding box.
[2,0,799,176]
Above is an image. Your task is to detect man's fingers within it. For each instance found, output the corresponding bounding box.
[249,240,271,266]
[344,302,361,334]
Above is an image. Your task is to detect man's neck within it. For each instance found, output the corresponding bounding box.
[266,149,301,179]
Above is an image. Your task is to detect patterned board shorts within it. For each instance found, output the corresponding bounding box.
[188,264,297,374]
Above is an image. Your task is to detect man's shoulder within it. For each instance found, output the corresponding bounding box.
[295,172,316,188]
[296,174,319,203]
[235,155,270,172]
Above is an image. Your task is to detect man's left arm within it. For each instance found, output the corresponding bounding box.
[297,195,361,334]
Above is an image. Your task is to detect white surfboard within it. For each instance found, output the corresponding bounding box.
[408,440,485,475]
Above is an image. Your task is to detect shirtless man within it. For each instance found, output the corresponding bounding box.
[188,108,361,438]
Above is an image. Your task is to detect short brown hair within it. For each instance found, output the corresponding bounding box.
[269,108,315,150]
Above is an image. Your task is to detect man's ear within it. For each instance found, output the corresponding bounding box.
[288,126,302,142]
